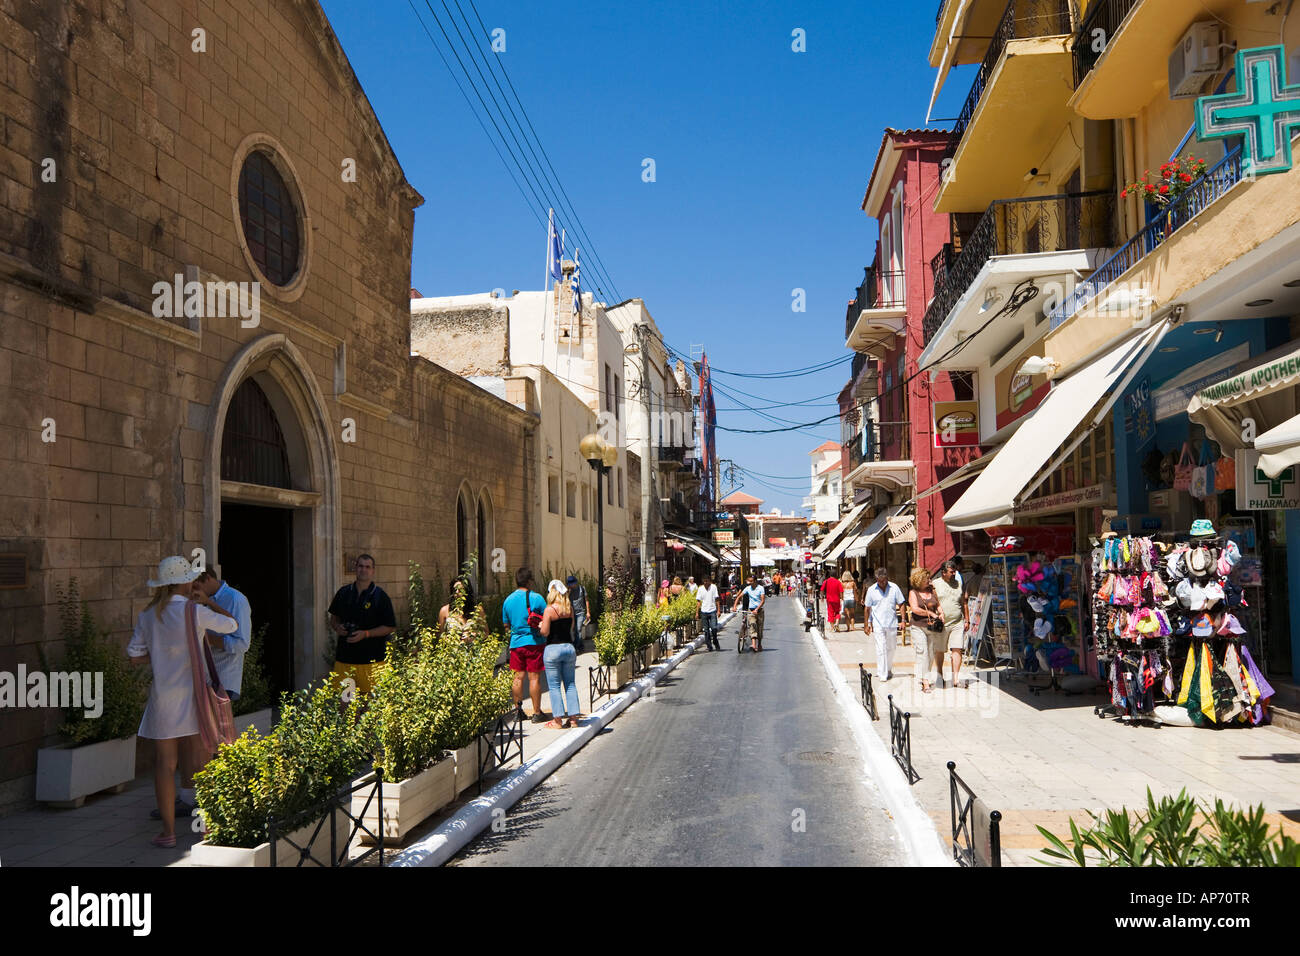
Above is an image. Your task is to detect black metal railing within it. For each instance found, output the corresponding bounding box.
[946,0,1073,162]
[888,694,918,784]
[922,191,1115,342]
[845,267,906,339]
[269,768,384,868]
[948,761,1003,866]
[588,664,615,706]
[1049,147,1244,330]
[1072,0,1140,87]
[849,420,912,471]
[858,663,878,721]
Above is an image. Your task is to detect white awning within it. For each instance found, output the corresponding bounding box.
[1188,344,1300,453]
[827,505,907,563]
[811,501,870,557]
[908,451,998,505]
[1256,413,1300,479]
[665,531,721,565]
[943,323,1170,532]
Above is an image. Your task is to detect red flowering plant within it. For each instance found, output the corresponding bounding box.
[1121,156,1209,206]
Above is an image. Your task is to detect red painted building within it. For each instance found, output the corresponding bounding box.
[841,128,978,575]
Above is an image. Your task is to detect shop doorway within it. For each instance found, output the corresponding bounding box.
[218,503,295,697]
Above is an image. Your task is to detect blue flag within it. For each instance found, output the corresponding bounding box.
[547,209,562,282]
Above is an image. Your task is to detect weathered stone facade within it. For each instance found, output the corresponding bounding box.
[0,0,536,806]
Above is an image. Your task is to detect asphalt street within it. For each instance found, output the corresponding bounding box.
[451,595,906,866]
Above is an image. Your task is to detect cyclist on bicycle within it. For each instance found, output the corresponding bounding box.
[733,573,767,652]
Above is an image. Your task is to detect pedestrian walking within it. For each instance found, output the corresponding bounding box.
[657,580,671,608]
[503,567,549,721]
[822,570,843,630]
[907,567,942,693]
[565,575,589,650]
[934,560,970,687]
[329,553,397,696]
[840,568,858,631]
[128,557,238,848]
[539,580,582,729]
[863,567,905,683]
[686,575,697,595]
[695,572,721,650]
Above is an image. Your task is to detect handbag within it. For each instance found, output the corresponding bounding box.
[1173,442,1194,491]
[1190,440,1213,499]
[1214,454,1236,490]
[186,600,236,753]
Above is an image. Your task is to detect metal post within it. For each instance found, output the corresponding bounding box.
[596,464,605,590]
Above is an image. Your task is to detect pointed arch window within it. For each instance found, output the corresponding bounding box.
[221,379,291,488]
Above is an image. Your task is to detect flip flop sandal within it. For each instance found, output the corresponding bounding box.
[151,834,177,848]
[544,719,564,729]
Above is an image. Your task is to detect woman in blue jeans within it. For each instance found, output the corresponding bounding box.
[539,581,582,728]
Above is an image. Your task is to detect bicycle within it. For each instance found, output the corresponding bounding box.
[737,608,763,652]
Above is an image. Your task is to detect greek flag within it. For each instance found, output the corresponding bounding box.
[547,209,562,282]
[571,248,582,314]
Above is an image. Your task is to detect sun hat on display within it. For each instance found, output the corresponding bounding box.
[1187,546,1214,576]
[1217,540,1241,576]
[1216,613,1247,636]
[1202,581,1225,606]
[1166,550,1187,581]
[1191,612,1215,637]
[147,555,201,588]
[1189,519,1217,538]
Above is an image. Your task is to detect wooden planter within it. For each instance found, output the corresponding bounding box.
[35,735,137,808]
[190,805,349,867]
[453,741,497,793]
[351,757,456,845]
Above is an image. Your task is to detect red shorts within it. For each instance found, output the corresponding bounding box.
[509,644,544,673]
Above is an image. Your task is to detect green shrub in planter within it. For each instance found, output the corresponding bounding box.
[45,580,148,746]
[360,628,453,783]
[594,610,627,666]
[667,591,696,630]
[232,623,272,717]
[442,617,512,750]
[194,680,365,848]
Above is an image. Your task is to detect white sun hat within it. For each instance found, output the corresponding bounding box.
[147,555,201,588]
[547,578,566,597]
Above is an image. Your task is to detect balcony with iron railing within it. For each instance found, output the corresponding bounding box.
[1048,147,1245,332]
[923,190,1116,343]
[847,420,912,474]
[1071,0,1140,88]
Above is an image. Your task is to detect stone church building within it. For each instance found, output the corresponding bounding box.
[0,0,537,804]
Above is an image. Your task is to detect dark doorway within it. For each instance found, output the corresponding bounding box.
[218,503,295,699]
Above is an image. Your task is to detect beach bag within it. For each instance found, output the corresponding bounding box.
[1214,455,1236,490]
[1190,441,1214,499]
[1173,443,1194,492]
[186,600,236,753]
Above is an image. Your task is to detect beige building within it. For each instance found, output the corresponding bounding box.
[0,0,536,806]
[411,278,634,579]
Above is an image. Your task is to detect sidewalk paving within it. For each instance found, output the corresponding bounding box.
[0,636,672,867]
[816,616,1300,865]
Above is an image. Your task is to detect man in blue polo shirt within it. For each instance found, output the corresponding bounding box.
[502,566,548,722]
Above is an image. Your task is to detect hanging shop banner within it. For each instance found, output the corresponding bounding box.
[994,340,1051,430]
[1152,344,1250,421]
[1124,376,1155,454]
[933,401,979,448]
[711,529,736,545]
[887,513,917,542]
[1015,483,1109,518]
[1235,448,1300,509]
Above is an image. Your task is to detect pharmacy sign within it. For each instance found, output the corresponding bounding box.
[1196,46,1300,176]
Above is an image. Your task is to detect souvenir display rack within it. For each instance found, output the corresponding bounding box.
[986,553,1028,667]
[1089,528,1274,726]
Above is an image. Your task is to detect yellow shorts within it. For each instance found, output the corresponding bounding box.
[330,661,381,697]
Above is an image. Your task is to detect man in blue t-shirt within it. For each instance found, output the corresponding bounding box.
[732,573,767,652]
[502,566,548,722]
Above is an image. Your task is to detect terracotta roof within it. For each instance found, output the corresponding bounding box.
[817,459,841,476]
[721,491,764,505]
[810,440,840,454]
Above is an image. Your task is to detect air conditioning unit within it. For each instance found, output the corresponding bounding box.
[1168,22,1223,98]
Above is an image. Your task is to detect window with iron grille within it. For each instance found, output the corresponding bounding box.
[238,150,301,287]
[221,379,291,488]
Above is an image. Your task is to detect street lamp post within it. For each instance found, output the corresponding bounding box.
[580,433,618,594]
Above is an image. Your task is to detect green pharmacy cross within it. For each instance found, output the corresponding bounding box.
[1196,46,1300,176]
[1255,464,1295,498]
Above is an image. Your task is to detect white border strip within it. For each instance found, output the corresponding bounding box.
[390,612,735,867]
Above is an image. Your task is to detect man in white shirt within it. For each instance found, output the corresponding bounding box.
[863,567,906,682]
[695,573,721,651]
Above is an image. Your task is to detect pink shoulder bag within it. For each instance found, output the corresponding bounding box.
[186,600,236,752]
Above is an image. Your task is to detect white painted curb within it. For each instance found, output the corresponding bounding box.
[390,612,736,867]
[799,599,951,867]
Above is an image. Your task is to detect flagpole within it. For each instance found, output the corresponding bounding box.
[542,209,553,362]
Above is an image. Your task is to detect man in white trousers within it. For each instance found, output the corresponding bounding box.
[863,566,906,683]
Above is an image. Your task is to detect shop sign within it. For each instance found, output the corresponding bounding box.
[1016,483,1108,517]
[1235,449,1300,509]
[994,340,1051,430]
[1197,347,1300,406]
[1195,46,1300,177]
[711,529,736,545]
[887,514,916,542]
[1153,344,1249,420]
[1125,377,1155,452]
[933,401,979,448]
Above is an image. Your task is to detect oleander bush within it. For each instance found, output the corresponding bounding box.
[1037,788,1300,867]
[46,580,149,746]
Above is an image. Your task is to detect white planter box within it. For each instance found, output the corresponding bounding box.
[190,805,349,867]
[35,735,138,808]
[232,707,273,737]
[351,758,456,845]
[453,741,497,793]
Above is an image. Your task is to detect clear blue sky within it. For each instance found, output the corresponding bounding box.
[319,0,967,514]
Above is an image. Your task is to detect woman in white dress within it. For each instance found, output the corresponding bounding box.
[128,556,237,848]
